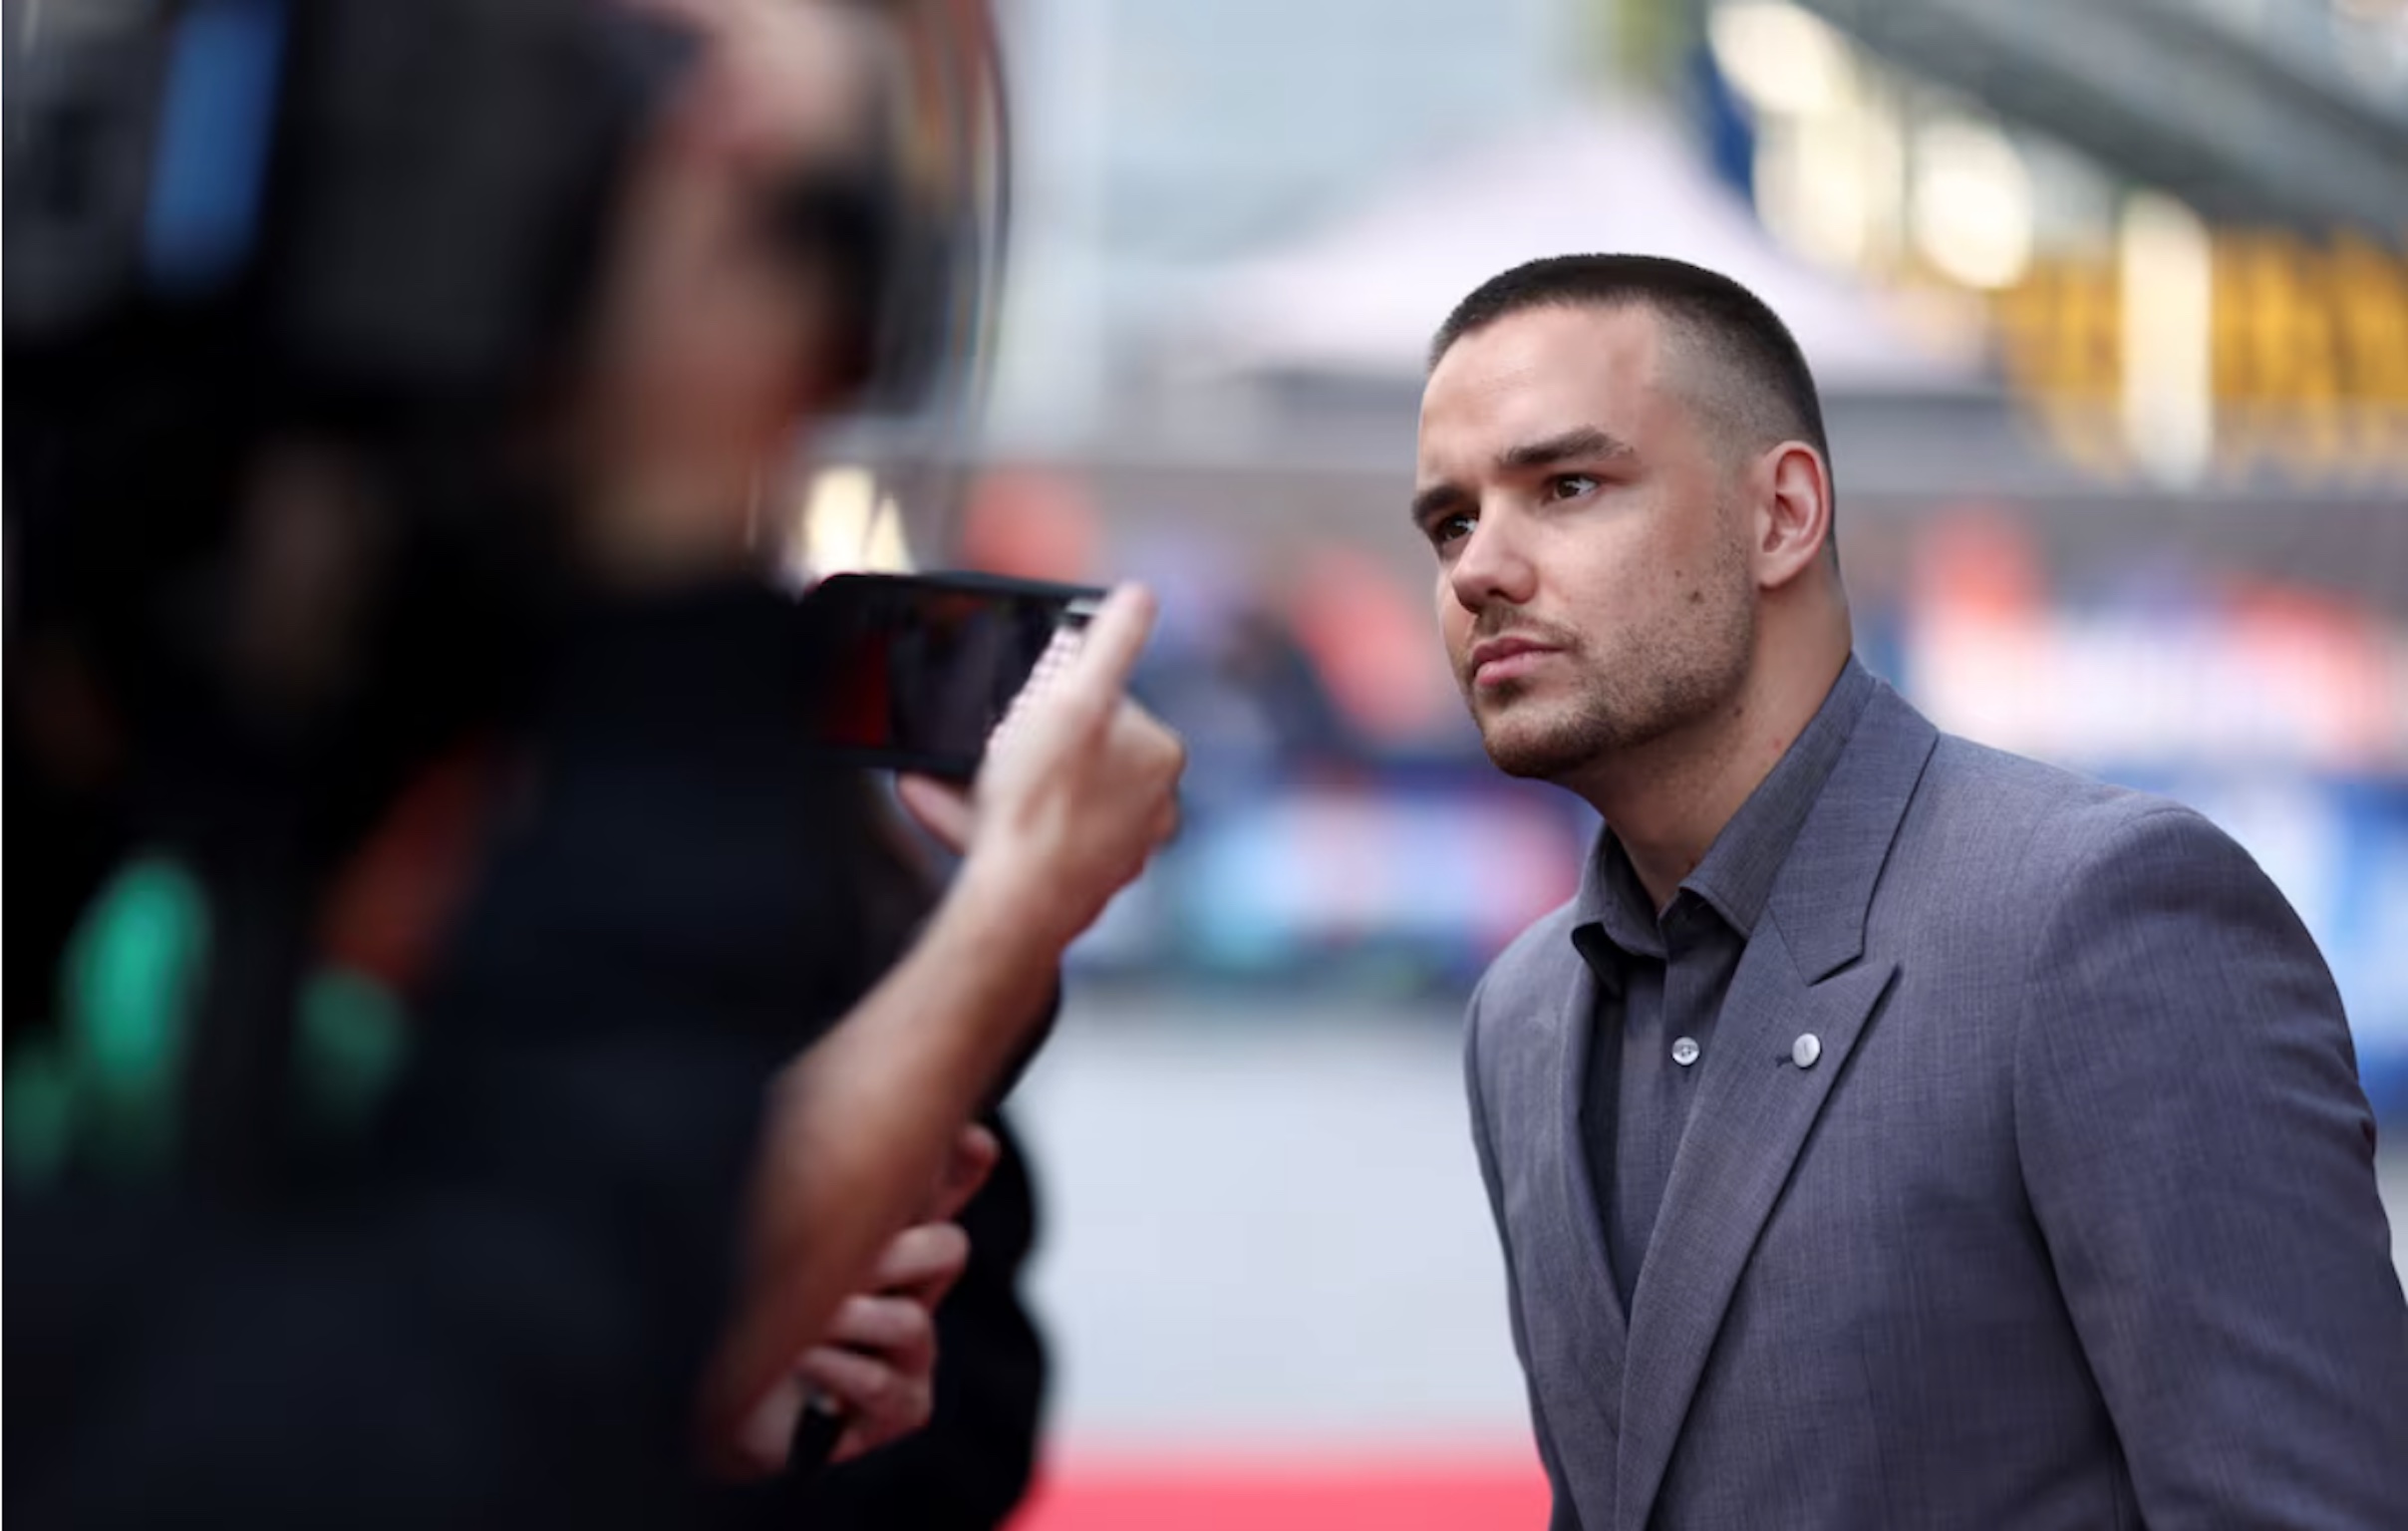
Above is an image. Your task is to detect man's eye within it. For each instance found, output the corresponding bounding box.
[1547,473,1600,501]
[1430,513,1475,548]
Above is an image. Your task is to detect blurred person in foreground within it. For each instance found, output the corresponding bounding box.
[4,0,1179,1525]
[1416,255,2408,1530]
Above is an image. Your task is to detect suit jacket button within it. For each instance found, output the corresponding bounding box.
[1671,1036,1701,1067]
[1792,1033,1823,1069]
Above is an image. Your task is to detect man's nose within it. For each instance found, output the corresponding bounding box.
[1447,501,1537,615]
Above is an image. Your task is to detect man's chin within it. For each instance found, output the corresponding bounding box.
[1482,742,1579,781]
[1475,710,1598,782]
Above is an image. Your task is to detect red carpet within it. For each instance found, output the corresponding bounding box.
[1010,1449,1552,1531]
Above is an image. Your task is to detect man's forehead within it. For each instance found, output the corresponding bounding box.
[1419,304,1667,453]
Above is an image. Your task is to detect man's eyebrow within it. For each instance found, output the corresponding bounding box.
[1411,427,1633,527]
[1495,427,1636,472]
[1409,480,1467,528]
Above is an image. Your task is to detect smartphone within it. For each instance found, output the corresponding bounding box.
[800,571,1105,779]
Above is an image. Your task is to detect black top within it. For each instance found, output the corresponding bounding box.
[8,584,915,1529]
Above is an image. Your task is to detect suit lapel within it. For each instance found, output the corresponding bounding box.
[1614,685,1938,1531]
[1613,929,1896,1529]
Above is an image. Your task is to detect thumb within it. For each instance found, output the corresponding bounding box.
[896,774,975,854]
[926,1123,1001,1223]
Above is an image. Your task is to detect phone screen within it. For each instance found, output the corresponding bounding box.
[801,572,1102,778]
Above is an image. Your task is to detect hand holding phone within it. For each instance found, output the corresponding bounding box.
[898,584,1183,947]
[801,572,1105,780]
[701,589,1178,1464]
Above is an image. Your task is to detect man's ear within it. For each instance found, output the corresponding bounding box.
[1751,442,1832,591]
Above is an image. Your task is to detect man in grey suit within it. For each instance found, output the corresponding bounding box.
[1414,254,2408,1530]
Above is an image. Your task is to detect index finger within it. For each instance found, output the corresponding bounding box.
[874,1221,973,1306]
[1058,583,1157,705]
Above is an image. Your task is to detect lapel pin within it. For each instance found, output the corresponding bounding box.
[1791,1033,1822,1070]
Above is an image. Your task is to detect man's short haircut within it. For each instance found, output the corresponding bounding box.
[1429,253,1833,494]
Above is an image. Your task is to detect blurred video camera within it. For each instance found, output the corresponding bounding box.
[5,0,1006,667]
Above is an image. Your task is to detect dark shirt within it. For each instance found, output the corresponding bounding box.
[9,585,891,1530]
[1576,659,1876,1312]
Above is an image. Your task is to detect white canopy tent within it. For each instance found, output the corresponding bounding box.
[1176,105,1985,397]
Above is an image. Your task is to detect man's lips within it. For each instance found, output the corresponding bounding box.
[1467,635,1563,688]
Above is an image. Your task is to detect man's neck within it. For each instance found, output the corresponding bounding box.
[1570,646,1851,912]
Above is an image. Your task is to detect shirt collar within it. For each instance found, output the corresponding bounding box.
[1572,656,1876,964]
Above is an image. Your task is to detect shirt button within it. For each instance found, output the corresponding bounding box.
[1671,1037,1701,1068]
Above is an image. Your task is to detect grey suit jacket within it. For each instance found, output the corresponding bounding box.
[1465,669,2408,1531]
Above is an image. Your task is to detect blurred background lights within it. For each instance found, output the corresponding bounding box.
[1911,119,2034,291]
[2118,190,2217,487]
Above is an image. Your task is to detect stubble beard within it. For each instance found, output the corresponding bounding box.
[1468,541,1756,785]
